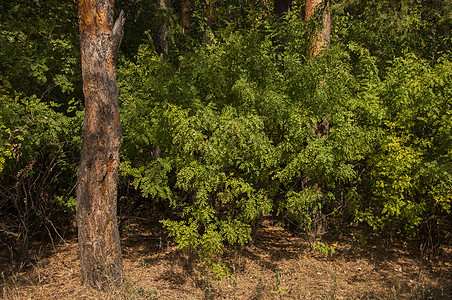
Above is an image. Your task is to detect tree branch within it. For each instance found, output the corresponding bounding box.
[112,9,125,64]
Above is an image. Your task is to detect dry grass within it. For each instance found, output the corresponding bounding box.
[1,216,451,299]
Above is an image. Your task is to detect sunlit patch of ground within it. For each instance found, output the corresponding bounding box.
[2,216,451,299]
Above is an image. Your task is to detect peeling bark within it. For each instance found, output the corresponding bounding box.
[77,0,124,289]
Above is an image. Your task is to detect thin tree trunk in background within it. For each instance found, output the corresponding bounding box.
[202,0,215,43]
[155,0,169,61]
[305,0,331,236]
[306,0,331,57]
[178,0,213,42]
[180,1,191,28]
[77,0,125,289]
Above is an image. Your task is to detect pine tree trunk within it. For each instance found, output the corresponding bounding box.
[305,0,331,235]
[77,0,125,289]
[306,0,331,57]
[155,0,169,61]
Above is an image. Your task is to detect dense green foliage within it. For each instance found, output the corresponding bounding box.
[0,0,82,260]
[0,0,450,272]
[0,0,81,100]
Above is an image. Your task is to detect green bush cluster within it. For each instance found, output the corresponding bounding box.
[117,9,451,274]
[0,93,82,260]
[0,1,83,262]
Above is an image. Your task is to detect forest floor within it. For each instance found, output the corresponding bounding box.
[1,213,451,300]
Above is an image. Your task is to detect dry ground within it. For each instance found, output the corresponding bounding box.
[1,215,451,299]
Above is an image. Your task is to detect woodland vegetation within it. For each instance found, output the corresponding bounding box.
[0,0,451,294]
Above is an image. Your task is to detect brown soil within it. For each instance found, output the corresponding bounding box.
[1,216,451,299]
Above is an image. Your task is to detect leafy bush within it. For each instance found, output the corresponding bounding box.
[0,94,82,264]
[118,9,451,269]
[352,55,452,251]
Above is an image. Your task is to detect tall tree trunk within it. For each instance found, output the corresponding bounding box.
[305,0,331,236]
[306,0,331,58]
[77,0,125,289]
[202,0,215,43]
[180,1,191,28]
[155,0,169,61]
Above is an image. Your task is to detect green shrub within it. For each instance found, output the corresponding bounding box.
[0,94,82,262]
[118,10,451,272]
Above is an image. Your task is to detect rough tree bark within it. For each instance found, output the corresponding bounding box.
[77,0,125,289]
[306,0,331,58]
[155,0,169,61]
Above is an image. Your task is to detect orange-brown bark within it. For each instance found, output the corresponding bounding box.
[77,0,124,289]
[306,0,331,57]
